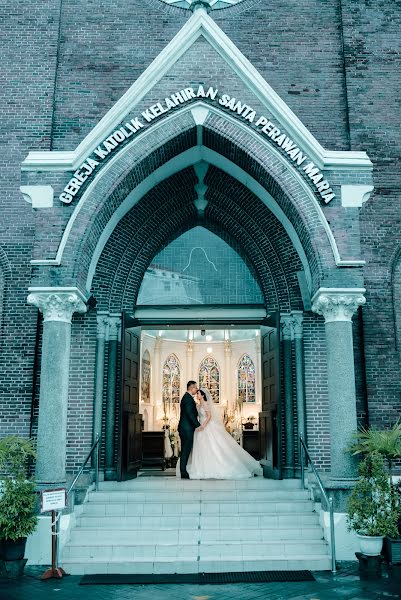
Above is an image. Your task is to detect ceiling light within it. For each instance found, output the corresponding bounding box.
[206,335,213,342]
[207,346,213,354]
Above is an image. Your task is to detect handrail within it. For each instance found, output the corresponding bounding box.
[54,433,101,568]
[299,433,337,574]
[67,433,101,497]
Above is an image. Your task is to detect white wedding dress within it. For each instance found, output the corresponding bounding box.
[177,401,262,480]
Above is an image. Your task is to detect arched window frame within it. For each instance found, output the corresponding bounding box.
[198,355,220,404]
[237,354,256,403]
[162,353,181,405]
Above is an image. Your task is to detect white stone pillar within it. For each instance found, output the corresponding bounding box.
[224,333,232,408]
[255,333,262,410]
[312,288,366,482]
[186,334,194,386]
[281,315,295,478]
[27,289,87,485]
[153,335,162,425]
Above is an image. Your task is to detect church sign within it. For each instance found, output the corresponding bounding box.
[59,85,336,205]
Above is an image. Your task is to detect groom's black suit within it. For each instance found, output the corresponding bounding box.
[178,392,200,477]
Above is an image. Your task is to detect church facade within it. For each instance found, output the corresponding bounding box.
[1,0,400,565]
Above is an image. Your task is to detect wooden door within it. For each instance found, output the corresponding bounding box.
[118,315,142,480]
[259,312,282,478]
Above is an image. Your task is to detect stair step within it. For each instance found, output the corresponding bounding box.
[62,539,328,560]
[63,555,332,575]
[88,490,309,502]
[70,526,324,544]
[76,512,320,529]
[98,478,302,491]
[82,500,313,516]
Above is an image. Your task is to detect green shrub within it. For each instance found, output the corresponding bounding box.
[347,452,400,538]
[0,436,38,542]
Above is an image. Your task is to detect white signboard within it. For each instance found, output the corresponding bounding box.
[40,488,67,513]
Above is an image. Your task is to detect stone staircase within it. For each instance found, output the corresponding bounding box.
[61,476,331,574]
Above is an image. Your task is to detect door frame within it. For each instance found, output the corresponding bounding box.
[119,305,280,478]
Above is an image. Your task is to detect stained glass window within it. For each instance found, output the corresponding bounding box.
[141,350,151,403]
[238,354,256,403]
[199,356,220,403]
[163,354,181,405]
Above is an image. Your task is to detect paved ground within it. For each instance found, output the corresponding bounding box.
[0,563,400,600]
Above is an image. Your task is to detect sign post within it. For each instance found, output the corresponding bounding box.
[40,488,67,580]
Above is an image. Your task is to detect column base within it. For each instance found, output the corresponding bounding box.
[325,478,357,511]
[282,465,295,479]
[105,467,117,481]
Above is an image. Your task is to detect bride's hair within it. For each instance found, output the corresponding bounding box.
[197,389,207,401]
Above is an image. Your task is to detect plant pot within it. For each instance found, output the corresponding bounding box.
[0,538,27,561]
[356,534,384,557]
[243,422,255,430]
[383,536,401,565]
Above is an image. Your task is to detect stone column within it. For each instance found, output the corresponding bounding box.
[312,288,366,482]
[281,315,295,478]
[105,315,121,479]
[27,289,87,485]
[92,313,108,467]
[292,312,306,445]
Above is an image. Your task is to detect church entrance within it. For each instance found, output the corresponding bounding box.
[118,313,282,481]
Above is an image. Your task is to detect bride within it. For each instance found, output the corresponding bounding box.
[177,388,262,479]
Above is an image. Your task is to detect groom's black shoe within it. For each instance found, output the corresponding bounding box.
[181,472,190,479]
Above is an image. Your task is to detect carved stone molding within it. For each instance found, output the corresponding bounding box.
[27,290,87,323]
[312,288,366,323]
[96,313,109,338]
[108,316,121,341]
[291,311,304,339]
[280,315,293,340]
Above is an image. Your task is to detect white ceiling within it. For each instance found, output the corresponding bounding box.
[143,329,259,342]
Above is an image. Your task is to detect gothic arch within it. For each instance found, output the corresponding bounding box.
[44,105,343,297]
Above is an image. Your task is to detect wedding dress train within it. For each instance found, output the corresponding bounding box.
[177,404,262,480]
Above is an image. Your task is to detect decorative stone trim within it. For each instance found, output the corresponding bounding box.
[27,289,87,323]
[291,311,304,339]
[280,314,293,340]
[311,288,366,323]
[108,315,122,341]
[341,184,374,208]
[20,185,54,208]
[96,313,109,338]
[21,9,372,174]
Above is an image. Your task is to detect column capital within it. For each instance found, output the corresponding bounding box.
[96,312,109,338]
[291,311,304,339]
[186,340,194,353]
[27,288,87,323]
[280,314,293,340]
[108,315,121,341]
[224,339,232,354]
[312,288,366,323]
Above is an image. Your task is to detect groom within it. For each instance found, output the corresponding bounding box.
[178,380,201,479]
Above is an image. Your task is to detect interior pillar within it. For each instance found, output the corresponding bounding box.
[292,311,306,449]
[27,290,87,486]
[152,334,162,426]
[312,288,366,483]
[224,333,232,408]
[105,315,121,480]
[281,315,295,478]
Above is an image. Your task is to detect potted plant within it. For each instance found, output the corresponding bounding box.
[0,436,37,572]
[348,420,401,562]
[347,452,400,556]
[243,416,256,430]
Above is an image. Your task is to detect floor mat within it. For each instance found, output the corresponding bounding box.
[80,570,315,585]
